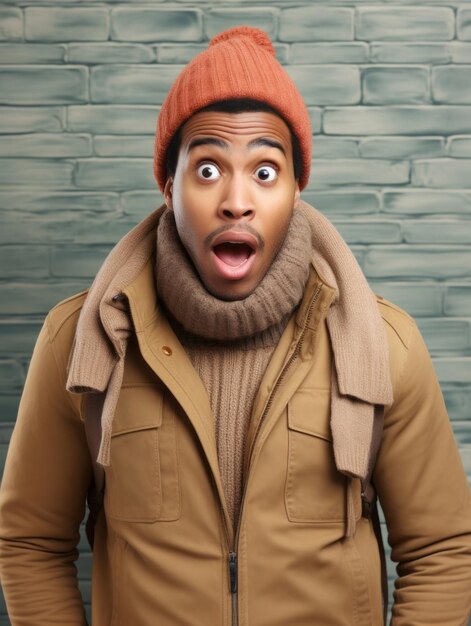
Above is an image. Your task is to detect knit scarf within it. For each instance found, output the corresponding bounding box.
[155,205,312,343]
[66,198,394,537]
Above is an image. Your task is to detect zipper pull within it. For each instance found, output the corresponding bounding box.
[229,552,237,594]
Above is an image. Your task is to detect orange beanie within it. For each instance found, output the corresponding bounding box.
[154,26,312,192]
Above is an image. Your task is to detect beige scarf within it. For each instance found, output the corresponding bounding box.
[66,199,394,536]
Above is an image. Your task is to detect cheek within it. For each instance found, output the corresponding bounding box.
[264,202,294,255]
[175,211,197,253]
[273,218,291,251]
[172,201,206,261]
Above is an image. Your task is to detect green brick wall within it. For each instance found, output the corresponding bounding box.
[0,2,470,625]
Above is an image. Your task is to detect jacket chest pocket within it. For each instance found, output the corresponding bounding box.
[105,385,180,523]
[285,388,347,523]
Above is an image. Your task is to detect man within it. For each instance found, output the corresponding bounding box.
[0,26,470,626]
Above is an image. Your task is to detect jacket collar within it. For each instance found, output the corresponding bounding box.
[122,252,160,333]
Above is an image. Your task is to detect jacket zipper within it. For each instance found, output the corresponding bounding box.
[224,283,323,626]
[221,518,238,626]
[229,551,238,626]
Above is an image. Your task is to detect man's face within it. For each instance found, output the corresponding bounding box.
[163,110,301,301]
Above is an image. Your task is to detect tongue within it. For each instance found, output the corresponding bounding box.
[214,243,252,267]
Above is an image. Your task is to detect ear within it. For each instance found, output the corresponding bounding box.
[164,177,174,209]
[294,182,300,204]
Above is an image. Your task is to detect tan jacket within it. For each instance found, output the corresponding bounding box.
[0,255,470,626]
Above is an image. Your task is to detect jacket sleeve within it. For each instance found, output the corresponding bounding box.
[0,314,92,625]
[373,320,471,626]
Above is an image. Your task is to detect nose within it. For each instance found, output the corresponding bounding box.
[217,175,255,221]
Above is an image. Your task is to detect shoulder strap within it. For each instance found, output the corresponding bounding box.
[372,500,389,626]
[83,393,106,549]
[361,403,388,625]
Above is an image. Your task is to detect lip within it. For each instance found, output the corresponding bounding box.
[210,230,259,252]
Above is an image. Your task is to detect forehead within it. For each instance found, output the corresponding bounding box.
[180,109,293,149]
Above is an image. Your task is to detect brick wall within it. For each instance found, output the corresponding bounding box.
[0,3,470,624]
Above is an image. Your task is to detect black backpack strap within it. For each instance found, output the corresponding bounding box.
[362,484,389,626]
[361,403,388,625]
[82,392,106,549]
[373,499,389,626]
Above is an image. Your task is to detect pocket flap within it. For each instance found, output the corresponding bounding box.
[288,388,332,442]
[112,385,163,436]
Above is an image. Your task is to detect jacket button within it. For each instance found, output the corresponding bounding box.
[161,345,172,356]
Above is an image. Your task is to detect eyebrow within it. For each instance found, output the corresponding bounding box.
[187,136,287,157]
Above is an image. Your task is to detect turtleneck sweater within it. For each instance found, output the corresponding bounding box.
[155,207,312,526]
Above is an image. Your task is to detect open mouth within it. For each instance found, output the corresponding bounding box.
[212,242,254,268]
[210,231,259,281]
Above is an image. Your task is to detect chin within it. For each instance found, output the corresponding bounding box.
[205,280,256,302]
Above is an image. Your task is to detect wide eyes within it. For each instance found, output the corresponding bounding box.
[196,162,278,183]
[196,163,220,180]
[254,165,277,182]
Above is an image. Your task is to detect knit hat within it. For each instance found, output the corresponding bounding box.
[153,26,312,192]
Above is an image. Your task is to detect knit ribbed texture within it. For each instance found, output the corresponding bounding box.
[154,26,312,192]
[66,205,166,465]
[296,201,394,489]
[156,208,310,525]
[183,341,277,526]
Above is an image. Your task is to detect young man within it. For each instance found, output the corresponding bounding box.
[0,26,470,626]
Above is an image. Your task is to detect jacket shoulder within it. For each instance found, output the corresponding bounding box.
[375,294,416,351]
[46,289,88,342]
[374,294,420,393]
[37,290,89,416]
